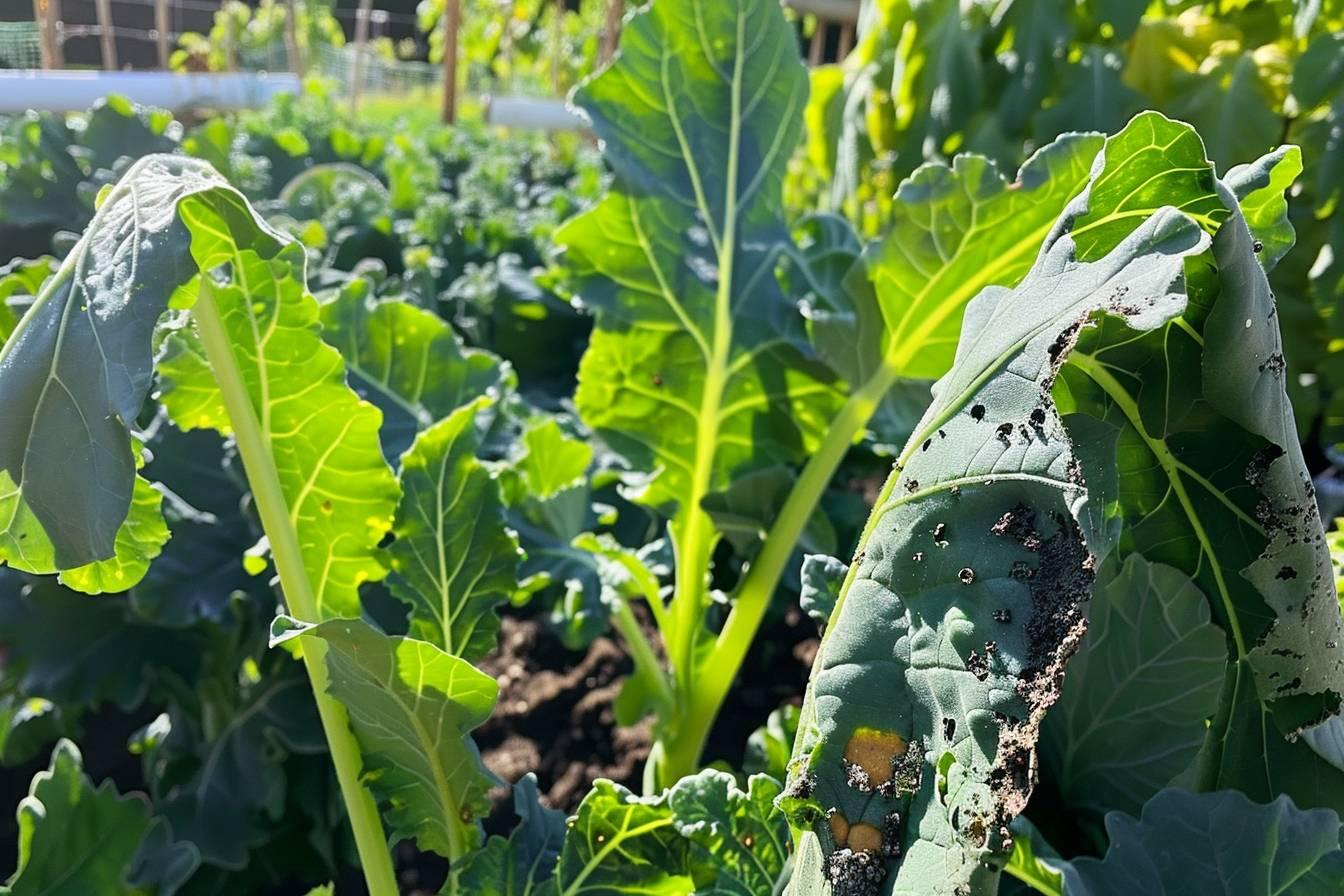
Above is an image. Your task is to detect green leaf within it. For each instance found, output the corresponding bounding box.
[0,155,279,585]
[1293,31,1344,109]
[158,244,400,622]
[385,400,522,662]
[456,774,566,895]
[1003,817,1063,896]
[502,417,594,506]
[541,780,687,896]
[847,131,1103,389]
[1,739,197,896]
[1225,145,1302,272]
[1061,789,1344,895]
[278,162,389,222]
[557,0,841,521]
[1058,139,1344,805]
[0,257,53,344]
[319,278,509,461]
[498,416,605,649]
[674,771,790,896]
[1042,555,1226,823]
[745,704,801,783]
[785,112,1220,895]
[799,554,847,629]
[0,696,72,767]
[1164,49,1282,168]
[0,574,205,711]
[270,616,501,858]
[155,673,325,869]
[1034,48,1145,142]
[701,466,836,559]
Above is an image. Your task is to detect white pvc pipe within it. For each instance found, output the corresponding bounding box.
[0,71,302,113]
[484,94,585,131]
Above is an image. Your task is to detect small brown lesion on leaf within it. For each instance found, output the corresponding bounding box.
[843,728,908,791]
[828,809,851,847]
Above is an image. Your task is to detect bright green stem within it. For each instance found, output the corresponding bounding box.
[1003,841,1064,896]
[193,281,399,896]
[611,598,677,718]
[652,366,899,786]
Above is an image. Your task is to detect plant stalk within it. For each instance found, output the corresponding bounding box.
[652,366,898,784]
[193,281,399,896]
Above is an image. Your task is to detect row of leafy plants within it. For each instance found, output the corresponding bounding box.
[1,0,1344,894]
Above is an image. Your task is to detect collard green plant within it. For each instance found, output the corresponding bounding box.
[784,112,1344,894]
[1,740,196,895]
[0,155,408,894]
[556,0,844,785]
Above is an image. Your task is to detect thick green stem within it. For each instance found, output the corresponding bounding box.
[652,366,900,785]
[193,282,399,896]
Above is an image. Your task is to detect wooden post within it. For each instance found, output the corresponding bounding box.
[441,0,461,123]
[808,18,825,67]
[155,0,170,69]
[550,0,563,95]
[284,0,303,74]
[95,0,117,69]
[837,19,854,58]
[33,0,63,69]
[349,0,373,113]
[601,0,623,64]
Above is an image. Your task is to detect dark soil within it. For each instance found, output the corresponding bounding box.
[347,602,820,893]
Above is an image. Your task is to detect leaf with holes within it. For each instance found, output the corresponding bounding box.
[784,112,1227,895]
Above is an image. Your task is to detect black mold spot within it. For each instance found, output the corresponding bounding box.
[1276,565,1298,580]
[882,812,902,859]
[996,422,1014,444]
[880,738,924,798]
[991,505,1042,551]
[845,760,873,792]
[943,717,957,740]
[1259,353,1286,376]
[1029,408,1046,427]
[971,404,986,422]
[933,523,948,547]
[1253,240,1264,253]
[913,551,925,563]
[959,567,976,585]
[824,849,886,896]
[992,608,1012,623]
[967,650,989,681]
[922,439,932,452]
[905,478,920,494]
[785,772,815,801]
[1246,444,1285,488]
